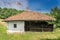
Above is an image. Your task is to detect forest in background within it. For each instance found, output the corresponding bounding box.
[0,7,24,19]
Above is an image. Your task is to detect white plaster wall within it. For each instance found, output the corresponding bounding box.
[7,21,25,33]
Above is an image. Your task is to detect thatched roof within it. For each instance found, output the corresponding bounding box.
[4,11,55,22]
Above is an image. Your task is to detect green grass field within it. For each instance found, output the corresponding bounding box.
[0,25,60,40]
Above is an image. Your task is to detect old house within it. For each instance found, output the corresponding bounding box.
[4,11,54,33]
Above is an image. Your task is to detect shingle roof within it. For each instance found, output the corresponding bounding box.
[4,11,55,21]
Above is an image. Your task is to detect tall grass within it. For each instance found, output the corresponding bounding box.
[0,25,60,40]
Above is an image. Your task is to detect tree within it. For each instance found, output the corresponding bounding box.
[0,7,24,19]
[50,7,60,28]
[50,7,59,18]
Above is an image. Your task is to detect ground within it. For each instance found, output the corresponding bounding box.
[0,19,60,40]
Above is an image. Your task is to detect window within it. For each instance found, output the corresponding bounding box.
[14,24,17,28]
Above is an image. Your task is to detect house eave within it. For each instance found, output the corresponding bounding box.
[3,20,54,22]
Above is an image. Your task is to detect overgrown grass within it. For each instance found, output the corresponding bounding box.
[0,25,60,40]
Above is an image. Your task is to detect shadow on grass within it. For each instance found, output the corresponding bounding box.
[40,38,60,40]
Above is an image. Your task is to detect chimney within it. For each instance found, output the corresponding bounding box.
[25,7,29,11]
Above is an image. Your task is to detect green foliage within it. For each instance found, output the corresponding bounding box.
[50,7,60,28]
[50,7,59,18]
[0,7,24,19]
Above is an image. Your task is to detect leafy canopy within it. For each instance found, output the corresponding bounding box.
[0,7,24,19]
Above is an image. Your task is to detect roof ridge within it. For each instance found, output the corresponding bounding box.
[4,11,55,22]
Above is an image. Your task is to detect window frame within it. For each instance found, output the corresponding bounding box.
[14,24,17,28]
